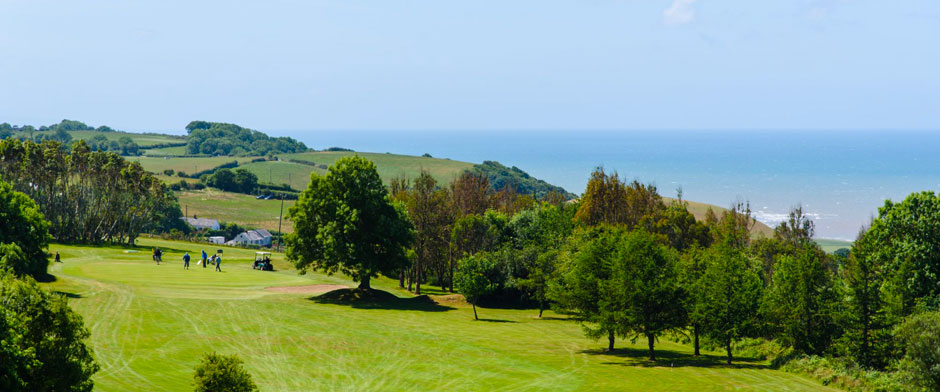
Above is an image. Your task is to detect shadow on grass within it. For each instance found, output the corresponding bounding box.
[476,318,517,323]
[310,289,455,312]
[58,242,193,255]
[52,291,82,299]
[580,347,768,369]
[535,316,570,321]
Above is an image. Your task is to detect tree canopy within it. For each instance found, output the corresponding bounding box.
[184,121,307,156]
[192,352,258,392]
[0,178,51,278]
[470,161,575,200]
[286,156,414,290]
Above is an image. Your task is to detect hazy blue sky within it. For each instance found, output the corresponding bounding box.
[1,0,938,132]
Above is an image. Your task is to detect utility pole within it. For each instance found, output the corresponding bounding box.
[185,205,188,217]
[276,194,285,251]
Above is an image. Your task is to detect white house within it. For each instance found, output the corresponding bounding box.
[226,229,273,247]
[181,217,221,231]
[208,236,225,244]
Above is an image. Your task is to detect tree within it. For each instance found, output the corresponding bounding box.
[454,252,500,320]
[192,352,258,392]
[608,230,686,361]
[763,243,840,355]
[233,169,258,193]
[0,272,99,391]
[841,229,892,368]
[574,167,628,226]
[207,169,236,191]
[895,312,940,391]
[451,171,492,216]
[0,178,51,278]
[865,192,940,319]
[403,170,453,294]
[699,244,763,364]
[679,246,708,356]
[549,226,625,351]
[286,156,414,290]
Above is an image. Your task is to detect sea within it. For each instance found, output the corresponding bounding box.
[274,130,940,241]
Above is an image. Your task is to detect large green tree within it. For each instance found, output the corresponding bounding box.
[286,156,414,290]
[699,244,763,364]
[608,230,686,361]
[0,178,51,278]
[841,229,892,368]
[454,252,501,320]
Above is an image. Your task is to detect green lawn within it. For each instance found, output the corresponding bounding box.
[236,160,318,190]
[141,145,188,156]
[177,189,294,232]
[42,238,838,391]
[814,238,853,253]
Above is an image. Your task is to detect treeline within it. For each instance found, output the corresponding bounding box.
[0,138,183,246]
[470,160,575,200]
[185,121,308,156]
[397,165,940,390]
[0,120,155,156]
[0,178,99,390]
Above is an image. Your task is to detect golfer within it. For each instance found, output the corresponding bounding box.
[183,252,190,270]
[200,249,208,268]
[55,251,61,263]
[214,254,222,272]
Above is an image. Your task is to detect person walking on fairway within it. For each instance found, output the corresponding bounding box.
[200,249,207,268]
[183,252,190,270]
[54,251,61,263]
[154,248,162,265]
[214,254,222,272]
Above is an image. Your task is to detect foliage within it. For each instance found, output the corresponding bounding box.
[574,167,664,229]
[840,229,893,369]
[779,355,906,392]
[451,171,492,217]
[85,134,139,156]
[471,160,574,200]
[185,121,307,156]
[865,191,940,319]
[206,168,258,194]
[454,252,501,320]
[607,230,686,361]
[0,272,99,391]
[192,352,258,392]
[763,243,841,355]
[0,139,179,246]
[401,170,453,294]
[286,156,414,289]
[0,178,51,278]
[699,243,763,364]
[895,311,940,391]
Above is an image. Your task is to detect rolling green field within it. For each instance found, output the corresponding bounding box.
[134,156,250,176]
[814,239,853,253]
[177,189,294,232]
[67,130,185,148]
[280,151,475,186]
[141,145,188,156]
[43,238,837,391]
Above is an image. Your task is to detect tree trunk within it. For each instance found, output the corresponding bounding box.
[607,330,615,351]
[647,334,656,361]
[472,303,478,320]
[693,324,700,356]
[726,339,733,365]
[398,270,405,288]
[358,276,371,290]
[538,301,544,318]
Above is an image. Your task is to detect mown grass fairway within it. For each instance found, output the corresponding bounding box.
[43,238,836,391]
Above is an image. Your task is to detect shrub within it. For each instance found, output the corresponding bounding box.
[192,352,258,392]
[896,312,940,391]
[177,171,188,178]
[163,169,175,176]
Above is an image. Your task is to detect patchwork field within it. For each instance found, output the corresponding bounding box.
[42,238,837,391]
[67,130,185,148]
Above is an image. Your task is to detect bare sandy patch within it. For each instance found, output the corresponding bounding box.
[265,284,348,294]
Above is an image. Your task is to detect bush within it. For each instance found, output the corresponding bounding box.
[163,169,175,176]
[896,312,940,391]
[0,179,51,279]
[779,355,905,391]
[177,171,188,178]
[0,272,99,391]
[193,183,206,190]
[192,352,258,392]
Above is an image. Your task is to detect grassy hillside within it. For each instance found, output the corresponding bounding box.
[66,130,184,148]
[280,151,475,187]
[666,198,775,238]
[177,189,294,232]
[133,156,245,176]
[43,238,837,391]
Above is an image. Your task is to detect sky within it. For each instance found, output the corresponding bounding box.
[1,0,938,133]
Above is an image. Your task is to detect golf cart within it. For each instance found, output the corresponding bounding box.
[253,252,274,271]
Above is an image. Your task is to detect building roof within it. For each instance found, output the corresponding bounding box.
[255,229,273,238]
[181,217,220,228]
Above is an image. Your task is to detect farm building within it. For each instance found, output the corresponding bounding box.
[226,229,273,247]
[181,217,220,231]
[208,236,225,244]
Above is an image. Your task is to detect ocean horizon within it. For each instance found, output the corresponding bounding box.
[251,129,940,241]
